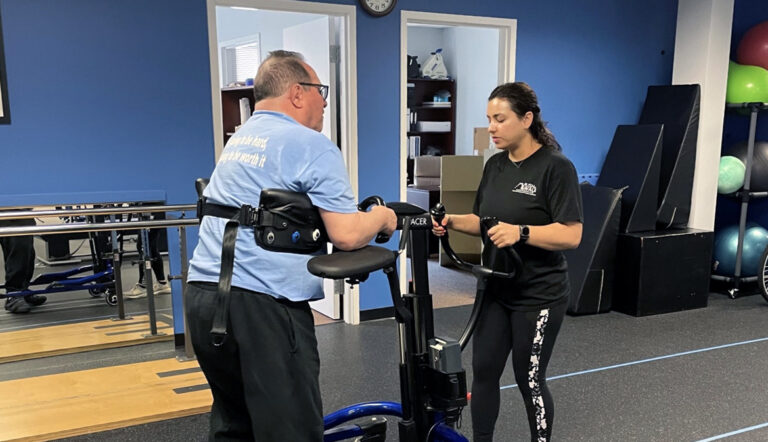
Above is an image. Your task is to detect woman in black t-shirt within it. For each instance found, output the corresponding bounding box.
[433,82,583,442]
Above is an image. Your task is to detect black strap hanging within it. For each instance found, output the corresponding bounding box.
[210,216,242,347]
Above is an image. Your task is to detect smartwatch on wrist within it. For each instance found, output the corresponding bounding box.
[519,224,530,243]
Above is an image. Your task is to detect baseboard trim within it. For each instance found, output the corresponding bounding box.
[359,306,394,322]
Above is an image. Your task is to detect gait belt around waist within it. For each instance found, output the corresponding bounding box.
[198,189,328,346]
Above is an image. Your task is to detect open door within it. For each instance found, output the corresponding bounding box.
[209,1,358,322]
[399,12,517,298]
[284,16,342,319]
[283,16,337,142]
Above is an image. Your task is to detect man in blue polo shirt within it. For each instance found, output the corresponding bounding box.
[186,50,396,441]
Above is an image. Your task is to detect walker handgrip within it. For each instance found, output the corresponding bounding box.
[480,217,523,279]
[430,203,474,271]
[358,195,390,244]
[430,203,446,227]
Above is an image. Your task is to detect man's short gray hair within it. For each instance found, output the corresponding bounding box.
[252,50,311,102]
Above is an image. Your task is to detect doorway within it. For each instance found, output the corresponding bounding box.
[400,12,517,303]
[206,0,358,322]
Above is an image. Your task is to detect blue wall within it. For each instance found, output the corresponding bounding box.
[0,0,680,315]
[717,1,768,232]
[0,0,215,204]
[0,0,214,332]
[351,0,678,309]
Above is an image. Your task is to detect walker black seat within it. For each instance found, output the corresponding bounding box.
[307,245,396,280]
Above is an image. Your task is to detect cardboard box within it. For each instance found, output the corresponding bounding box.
[473,127,491,155]
[413,156,441,187]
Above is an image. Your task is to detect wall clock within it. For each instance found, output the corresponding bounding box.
[359,0,396,17]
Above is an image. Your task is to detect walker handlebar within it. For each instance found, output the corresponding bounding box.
[429,204,523,280]
[358,195,390,244]
[431,204,523,351]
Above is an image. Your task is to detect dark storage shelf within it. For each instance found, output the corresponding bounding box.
[720,191,768,200]
[406,79,456,185]
[725,102,768,110]
[711,274,759,283]
[220,87,255,145]
[222,85,252,92]
[714,102,768,299]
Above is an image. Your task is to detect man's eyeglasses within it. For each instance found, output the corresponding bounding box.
[299,82,329,100]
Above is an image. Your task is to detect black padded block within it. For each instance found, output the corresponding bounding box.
[638,84,701,229]
[565,183,623,315]
[613,229,713,317]
[597,124,663,233]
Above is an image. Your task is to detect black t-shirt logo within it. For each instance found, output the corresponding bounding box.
[512,182,537,196]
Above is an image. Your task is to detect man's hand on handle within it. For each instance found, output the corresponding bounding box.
[372,205,398,237]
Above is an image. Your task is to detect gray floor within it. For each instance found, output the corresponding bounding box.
[3,290,766,441]
[5,247,768,441]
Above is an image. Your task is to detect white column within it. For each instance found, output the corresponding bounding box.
[672,0,734,230]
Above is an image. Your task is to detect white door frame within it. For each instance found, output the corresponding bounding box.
[399,11,517,291]
[206,0,363,324]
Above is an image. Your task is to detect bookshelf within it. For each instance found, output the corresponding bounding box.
[407,78,456,184]
[221,86,255,146]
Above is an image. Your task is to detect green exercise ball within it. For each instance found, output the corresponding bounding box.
[726,61,768,104]
[718,155,746,194]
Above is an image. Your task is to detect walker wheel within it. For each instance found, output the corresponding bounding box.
[89,288,105,297]
[105,289,118,306]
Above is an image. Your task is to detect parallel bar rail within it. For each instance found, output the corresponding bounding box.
[0,218,198,238]
[0,207,200,356]
[0,204,196,221]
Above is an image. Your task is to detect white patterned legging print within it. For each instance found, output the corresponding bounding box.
[470,299,566,442]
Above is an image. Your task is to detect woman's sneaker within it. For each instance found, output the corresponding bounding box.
[153,281,172,295]
[125,283,147,299]
[126,282,171,299]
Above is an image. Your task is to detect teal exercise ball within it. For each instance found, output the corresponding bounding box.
[726,140,768,192]
[713,223,768,276]
[718,156,746,194]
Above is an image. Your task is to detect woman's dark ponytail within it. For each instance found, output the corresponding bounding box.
[488,82,560,151]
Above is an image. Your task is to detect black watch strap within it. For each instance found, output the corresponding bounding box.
[519,224,530,243]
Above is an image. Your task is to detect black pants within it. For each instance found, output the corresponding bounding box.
[135,211,166,284]
[471,296,566,442]
[186,282,323,442]
[0,219,36,292]
[136,227,165,284]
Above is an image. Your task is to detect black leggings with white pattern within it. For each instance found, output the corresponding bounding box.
[471,297,566,442]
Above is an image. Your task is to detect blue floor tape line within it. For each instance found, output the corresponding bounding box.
[500,336,768,391]
[696,421,768,441]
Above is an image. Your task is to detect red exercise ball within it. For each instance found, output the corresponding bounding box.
[737,21,768,71]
